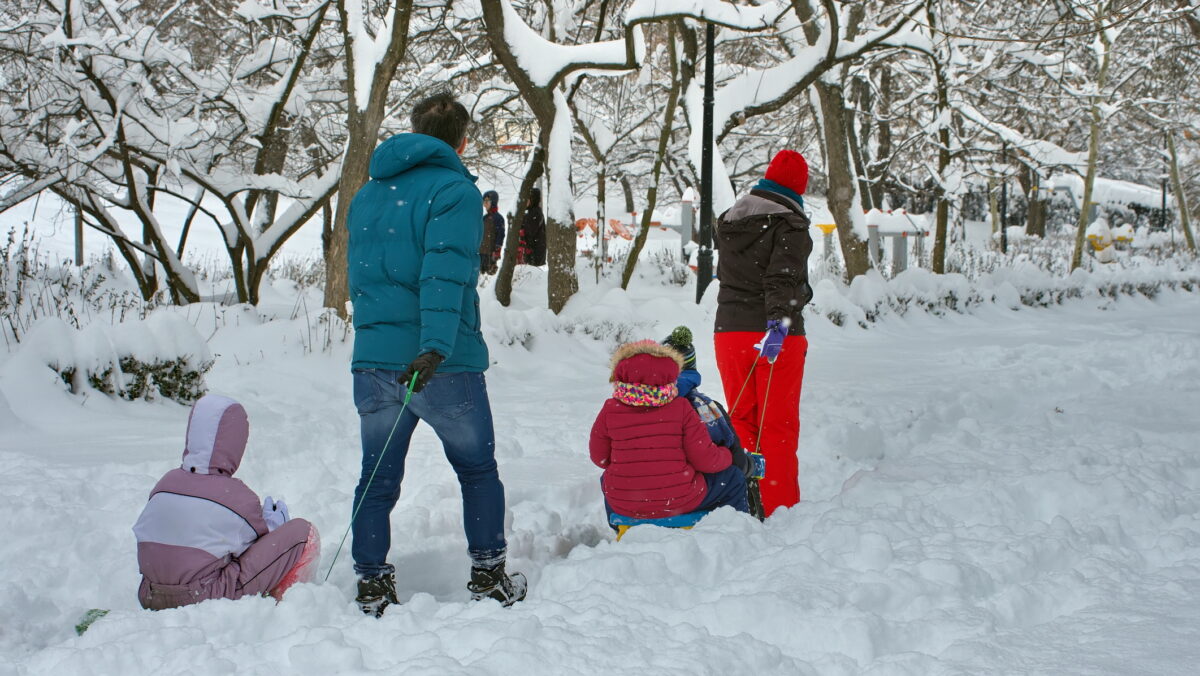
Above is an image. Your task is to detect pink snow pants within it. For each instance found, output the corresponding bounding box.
[139,518,318,610]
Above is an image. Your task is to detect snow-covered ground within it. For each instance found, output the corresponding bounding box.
[4,244,1200,674]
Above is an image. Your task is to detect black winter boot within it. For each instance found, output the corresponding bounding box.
[467,563,528,607]
[356,572,399,617]
[747,478,766,522]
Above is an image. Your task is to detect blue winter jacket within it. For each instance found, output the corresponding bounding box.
[347,133,488,373]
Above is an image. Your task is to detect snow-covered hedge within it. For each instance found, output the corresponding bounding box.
[17,313,212,404]
[810,265,1200,328]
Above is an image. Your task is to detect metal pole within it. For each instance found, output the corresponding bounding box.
[999,142,1008,254]
[696,22,715,304]
[893,233,908,274]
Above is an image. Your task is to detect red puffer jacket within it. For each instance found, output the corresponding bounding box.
[589,340,732,518]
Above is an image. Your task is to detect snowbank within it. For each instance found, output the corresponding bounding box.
[6,279,1200,674]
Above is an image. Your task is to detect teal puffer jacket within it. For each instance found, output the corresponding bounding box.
[347,133,488,373]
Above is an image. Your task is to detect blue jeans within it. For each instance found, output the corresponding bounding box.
[351,369,506,577]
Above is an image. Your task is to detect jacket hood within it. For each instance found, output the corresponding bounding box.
[483,190,500,210]
[718,191,810,251]
[369,133,473,182]
[527,187,542,208]
[181,394,249,476]
[609,340,683,386]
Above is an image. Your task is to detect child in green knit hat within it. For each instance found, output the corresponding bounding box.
[661,325,766,518]
[663,326,697,371]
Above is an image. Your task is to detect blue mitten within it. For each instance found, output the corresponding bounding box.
[262,496,289,532]
[755,319,788,363]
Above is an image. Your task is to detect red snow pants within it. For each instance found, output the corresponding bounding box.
[714,331,808,517]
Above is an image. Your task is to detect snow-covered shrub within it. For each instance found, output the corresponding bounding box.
[59,356,209,404]
[291,305,352,355]
[22,314,212,405]
[1,227,146,347]
[270,254,326,290]
[643,247,691,286]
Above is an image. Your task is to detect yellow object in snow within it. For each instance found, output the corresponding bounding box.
[1087,233,1112,251]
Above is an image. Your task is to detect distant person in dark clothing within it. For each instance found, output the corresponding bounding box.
[480,190,504,274]
[522,187,547,266]
[713,149,814,519]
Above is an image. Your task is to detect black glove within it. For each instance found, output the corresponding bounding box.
[399,351,445,393]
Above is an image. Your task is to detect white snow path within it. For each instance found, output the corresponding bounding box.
[3,292,1200,675]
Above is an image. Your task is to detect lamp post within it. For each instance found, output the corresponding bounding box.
[696,22,716,304]
[999,142,1008,255]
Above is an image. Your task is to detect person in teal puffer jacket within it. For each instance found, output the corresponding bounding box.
[345,91,526,617]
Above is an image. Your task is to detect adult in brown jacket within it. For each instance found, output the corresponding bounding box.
[713,150,814,517]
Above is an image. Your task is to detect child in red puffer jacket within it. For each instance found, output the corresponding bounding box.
[589,340,750,520]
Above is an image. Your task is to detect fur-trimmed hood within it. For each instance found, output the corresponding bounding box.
[609,339,683,386]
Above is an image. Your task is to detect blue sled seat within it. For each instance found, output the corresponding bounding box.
[609,510,711,541]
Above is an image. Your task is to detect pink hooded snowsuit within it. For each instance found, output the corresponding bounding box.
[133,395,318,610]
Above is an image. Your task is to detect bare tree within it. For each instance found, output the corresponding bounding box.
[321,0,413,315]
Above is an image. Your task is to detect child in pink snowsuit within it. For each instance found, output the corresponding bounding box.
[133,394,320,610]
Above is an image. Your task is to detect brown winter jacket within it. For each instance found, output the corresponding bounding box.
[714,189,813,335]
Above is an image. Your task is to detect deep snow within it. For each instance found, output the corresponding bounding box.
[3,251,1200,674]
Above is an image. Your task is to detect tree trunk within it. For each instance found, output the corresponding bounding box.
[1070,28,1111,272]
[323,0,414,316]
[794,1,870,280]
[546,212,578,312]
[866,66,894,209]
[621,24,681,289]
[849,76,874,210]
[815,81,872,280]
[1027,172,1046,237]
[927,0,953,274]
[1167,132,1198,253]
[495,144,547,306]
[323,118,375,316]
[988,177,1000,237]
[619,175,635,214]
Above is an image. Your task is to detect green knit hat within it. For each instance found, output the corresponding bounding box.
[662,326,697,370]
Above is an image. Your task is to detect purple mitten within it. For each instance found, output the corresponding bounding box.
[756,319,788,363]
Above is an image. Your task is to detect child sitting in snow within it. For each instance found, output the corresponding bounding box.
[590,340,750,521]
[132,394,320,610]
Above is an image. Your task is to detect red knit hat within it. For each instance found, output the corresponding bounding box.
[764,150,809,196]
[609,340,682,386]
